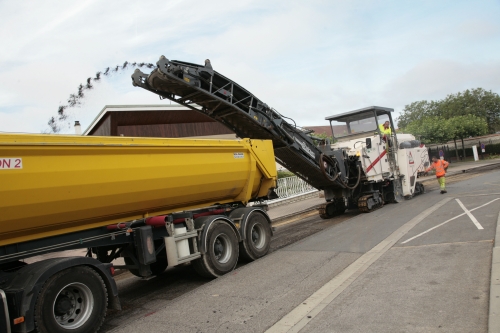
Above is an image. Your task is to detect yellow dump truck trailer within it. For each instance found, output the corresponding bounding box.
[0,133,277,333]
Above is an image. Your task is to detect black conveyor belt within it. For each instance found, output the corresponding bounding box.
[132,57,348,190]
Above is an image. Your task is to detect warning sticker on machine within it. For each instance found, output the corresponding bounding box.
[0,158,23,169]
[408,152,414,165]
[233,153,244,159]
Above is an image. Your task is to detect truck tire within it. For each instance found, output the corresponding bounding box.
[34,266,107,333]
[239,212,271,261]
[192,220,239,278]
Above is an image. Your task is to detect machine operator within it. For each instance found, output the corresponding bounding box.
[379,121,392,142]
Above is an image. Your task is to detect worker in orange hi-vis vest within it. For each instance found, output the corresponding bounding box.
[425,156,450,194]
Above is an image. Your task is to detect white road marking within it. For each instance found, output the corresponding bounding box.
[401,198,500,244]
[456,198,484,230]
[265,198,452,333]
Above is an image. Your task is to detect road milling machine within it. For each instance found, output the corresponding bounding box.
[132,56,429,218]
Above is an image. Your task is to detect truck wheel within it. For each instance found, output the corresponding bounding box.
[34,266,107,333]
[239,212,272,261]
[192,220,239,278]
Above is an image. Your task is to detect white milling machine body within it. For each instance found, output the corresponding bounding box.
[327,106,429,202]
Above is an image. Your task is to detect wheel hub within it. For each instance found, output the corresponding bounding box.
[214,239,223,258]
[252,229,259,243]
[213,234,232,264]
[250,224,266,249]
[52,282,94,329]
[54,295,72,316]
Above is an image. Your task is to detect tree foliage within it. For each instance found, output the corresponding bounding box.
[440,88,500,133]
[405,114,488,153]
[398,88,500,134]
[405,116,454,144]
[277,170,295,179]
[397,100,441,129]
[312,132,333,141]
[447,115,488,140]
[447,114,488,159]
[311,132,335,145]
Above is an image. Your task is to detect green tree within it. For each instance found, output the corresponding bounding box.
[311,132,335,145]
[438,88,500,133]
[447,115,488,160]
[397,100,441,129]
[398,88,500,134]
[404,116,454,144]
[277,170,295,179]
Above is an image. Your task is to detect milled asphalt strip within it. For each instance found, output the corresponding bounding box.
[489,211,500,333]
[265,197,453,333]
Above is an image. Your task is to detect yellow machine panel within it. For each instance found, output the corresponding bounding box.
[0,134,276,246]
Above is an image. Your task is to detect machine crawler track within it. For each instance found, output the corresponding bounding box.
[358,194,384,213]
[319,198,346,219]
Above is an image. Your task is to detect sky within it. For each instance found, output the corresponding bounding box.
[1,0,500,134]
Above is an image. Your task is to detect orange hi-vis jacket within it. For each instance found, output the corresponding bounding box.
[426,160,449,178]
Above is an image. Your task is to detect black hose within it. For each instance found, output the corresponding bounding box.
[271,108,297,128]
[319,153,341,184]
[338,164,362,190]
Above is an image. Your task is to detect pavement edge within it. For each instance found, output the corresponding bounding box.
[489,211,500,332]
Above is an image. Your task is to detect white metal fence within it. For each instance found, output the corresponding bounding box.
[271,175,317,201]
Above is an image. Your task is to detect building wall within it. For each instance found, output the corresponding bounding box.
[117,122,233,138]
[90,115,111,136]
[86,108,235,138]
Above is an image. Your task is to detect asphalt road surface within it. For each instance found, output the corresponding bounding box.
[99,163,500,333]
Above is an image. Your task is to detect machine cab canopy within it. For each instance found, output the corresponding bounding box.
[325,106,394,142]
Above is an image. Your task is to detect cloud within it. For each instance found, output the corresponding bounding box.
[384,59,500,107]
[0,106,56,134]
[1,0,500,133]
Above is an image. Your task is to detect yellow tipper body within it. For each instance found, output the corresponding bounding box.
[0,134,276,247]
